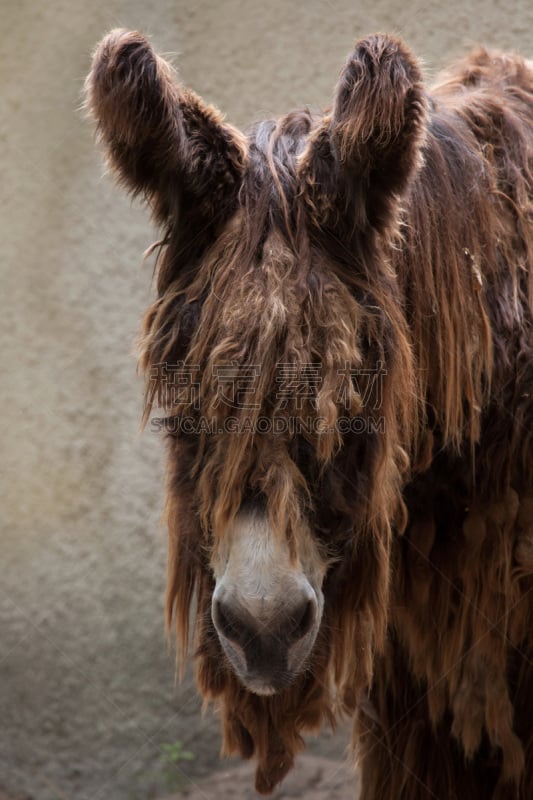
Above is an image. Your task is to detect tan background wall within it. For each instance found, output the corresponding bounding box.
[1,1,532,798]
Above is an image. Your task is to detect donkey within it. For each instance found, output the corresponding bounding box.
[86,30,533,798]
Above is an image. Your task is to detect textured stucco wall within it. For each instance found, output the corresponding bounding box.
[1,1,532,798]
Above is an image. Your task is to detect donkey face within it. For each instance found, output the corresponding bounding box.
[86,27,424,731]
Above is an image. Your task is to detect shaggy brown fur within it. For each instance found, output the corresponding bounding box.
[86,30,533,798]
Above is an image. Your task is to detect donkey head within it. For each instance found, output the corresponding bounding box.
[86,30,425,792]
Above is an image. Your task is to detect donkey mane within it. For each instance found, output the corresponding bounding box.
[87,32,533,797]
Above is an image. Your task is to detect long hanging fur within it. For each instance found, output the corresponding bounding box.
[86,31,533,798]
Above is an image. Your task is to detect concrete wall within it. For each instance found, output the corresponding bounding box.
[1,1,532,798]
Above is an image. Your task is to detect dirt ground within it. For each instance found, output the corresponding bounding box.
[162,755,357,800]
[2,1,533,799]
[1,755,357,800]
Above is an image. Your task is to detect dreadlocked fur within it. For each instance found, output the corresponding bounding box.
[86,30,533,798]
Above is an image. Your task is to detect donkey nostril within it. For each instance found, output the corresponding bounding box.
[288,598,315,643]
[213,599,236,640]
[212,598,252,647]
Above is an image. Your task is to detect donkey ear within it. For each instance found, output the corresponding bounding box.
[85,29,247,229]
[300,35,427,232]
